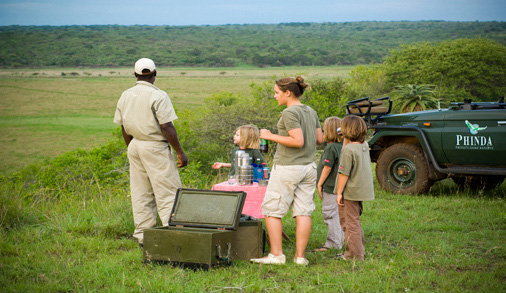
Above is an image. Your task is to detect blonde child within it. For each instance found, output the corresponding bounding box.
[312,116,345,252]
[212,125,266,176]
[335,115,374,261]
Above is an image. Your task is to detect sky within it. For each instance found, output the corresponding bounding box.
[0,0,505,26]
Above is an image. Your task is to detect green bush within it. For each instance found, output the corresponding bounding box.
[382,38,506,103]
[302,77,350,119]
[347,65,390,99]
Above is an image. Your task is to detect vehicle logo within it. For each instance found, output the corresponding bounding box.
[465,120,487,135]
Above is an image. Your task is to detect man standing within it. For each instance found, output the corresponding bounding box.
[114,58,188,247]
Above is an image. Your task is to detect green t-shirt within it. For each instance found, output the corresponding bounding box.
[273,105,321,165]
[229,147,266,176]
[317,142,343,194]
[335,142,374,201]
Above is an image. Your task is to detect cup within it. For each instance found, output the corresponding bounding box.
[228,175,237,185]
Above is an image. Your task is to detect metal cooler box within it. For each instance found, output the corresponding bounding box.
[231,215,265,261]
[143,188,252,268]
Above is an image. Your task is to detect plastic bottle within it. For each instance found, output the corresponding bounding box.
[262,167,270,180]
[260,139,268,153]
[253,158,263,183]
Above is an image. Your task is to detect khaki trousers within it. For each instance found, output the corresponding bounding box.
[322,192,344,249]
[128,139,182,243]
[338,199,365,260]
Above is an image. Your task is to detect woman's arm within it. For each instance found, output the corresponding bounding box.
[260,128,304,148]
[316,128,323,145]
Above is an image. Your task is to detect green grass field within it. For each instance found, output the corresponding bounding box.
[0,66,352,175]
[1,66,505,291]
[1,146,504,291]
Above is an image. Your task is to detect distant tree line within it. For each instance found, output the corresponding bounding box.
[0,21,505,68]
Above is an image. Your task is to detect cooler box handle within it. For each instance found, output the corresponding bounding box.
[216,243,232,262]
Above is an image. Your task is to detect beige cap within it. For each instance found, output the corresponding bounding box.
[134,58,156,75]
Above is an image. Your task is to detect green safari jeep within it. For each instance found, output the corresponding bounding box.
[346,97,506,194]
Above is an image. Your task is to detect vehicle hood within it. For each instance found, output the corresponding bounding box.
[378,109,448,126]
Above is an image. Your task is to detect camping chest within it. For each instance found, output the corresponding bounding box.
[143,188,263,268]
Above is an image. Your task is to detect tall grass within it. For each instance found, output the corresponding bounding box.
[1,132,505,291]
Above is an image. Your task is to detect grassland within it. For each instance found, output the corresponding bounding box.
[0,65,353,175]
[1,146,504,291]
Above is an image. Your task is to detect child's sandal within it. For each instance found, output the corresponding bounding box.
[311,246,329,252]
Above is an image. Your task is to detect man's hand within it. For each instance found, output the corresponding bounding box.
[160,121,187,168]
[317,185,323,200]
[177,152,188,168]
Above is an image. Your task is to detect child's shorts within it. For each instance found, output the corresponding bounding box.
[262,163,316,218]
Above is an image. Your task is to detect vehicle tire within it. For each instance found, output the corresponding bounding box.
[376,143,433,194]
[452,175,505,191]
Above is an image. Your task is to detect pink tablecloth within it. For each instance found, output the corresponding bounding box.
[212,182,267,219]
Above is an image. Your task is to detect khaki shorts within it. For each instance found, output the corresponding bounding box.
[262,163,317,218]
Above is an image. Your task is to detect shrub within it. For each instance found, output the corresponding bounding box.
[382,38,506,102]
[391,84,438,112]
[303,77,350,119]
[347,65,390,99]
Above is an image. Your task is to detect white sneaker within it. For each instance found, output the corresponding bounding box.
[250,253,286,265]
[293,257,309,265]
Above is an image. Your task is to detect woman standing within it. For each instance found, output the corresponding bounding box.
[250,76,323,265]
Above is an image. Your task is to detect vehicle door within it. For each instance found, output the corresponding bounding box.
[441,109,506,167]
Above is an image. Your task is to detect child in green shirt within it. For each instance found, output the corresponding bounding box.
[212,125,266,176]
[335,115,375,261]
[313,116,345,252]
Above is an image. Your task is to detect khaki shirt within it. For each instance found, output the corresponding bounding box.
[273,105,321,165]
[113,81,177,141]
[335,142,374,201]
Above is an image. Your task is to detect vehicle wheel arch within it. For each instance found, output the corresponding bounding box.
[370,134,426,162]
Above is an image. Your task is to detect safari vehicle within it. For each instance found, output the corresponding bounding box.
[346,97,506,194]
